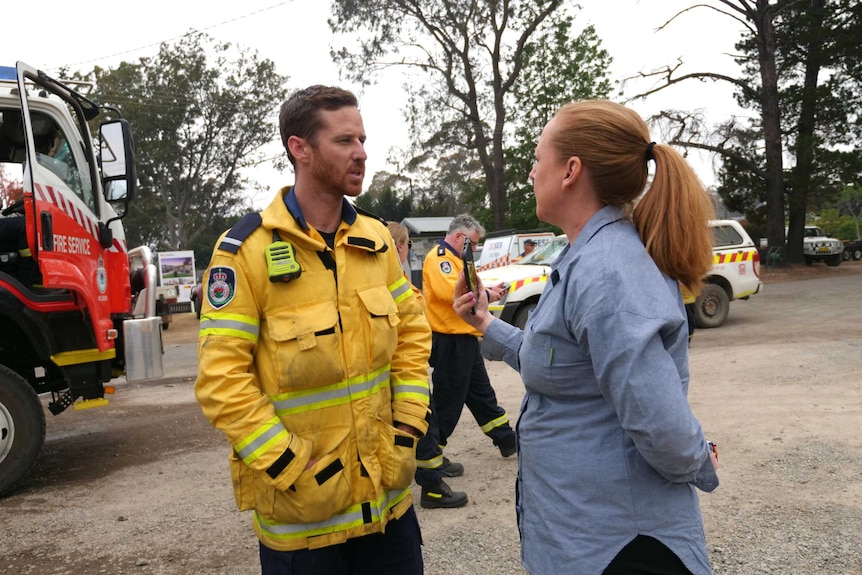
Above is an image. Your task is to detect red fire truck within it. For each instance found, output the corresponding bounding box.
[0,62,163,496]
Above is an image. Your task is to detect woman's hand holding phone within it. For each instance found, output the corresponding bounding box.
[462,237,479,314]
[453,271,494,334]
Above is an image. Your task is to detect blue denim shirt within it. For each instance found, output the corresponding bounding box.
[483,206,718,575]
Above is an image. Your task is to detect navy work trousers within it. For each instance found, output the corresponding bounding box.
[428,332,514,448]
[259,506,423,574]
[414,394,443,488]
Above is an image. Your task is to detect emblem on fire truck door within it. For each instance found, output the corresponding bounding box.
[207,266,236,309]
[96,255,108,294]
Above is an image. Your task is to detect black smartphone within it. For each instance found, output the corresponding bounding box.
[462,237,478,315]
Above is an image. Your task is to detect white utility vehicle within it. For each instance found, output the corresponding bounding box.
[479,220,762,330]
[478,235,567,329]
[789,226,843,267]
[475,230,556,271]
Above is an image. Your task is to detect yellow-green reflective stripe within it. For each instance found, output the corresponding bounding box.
[271,366,391,416]
[19,248,32,257]
[389,277,411,304]
[200,312,260,342]
[416,454,443,469]
[392,380,429,401]
[480,413,510,434]
[235,416,288,464]
[254,487,410,539]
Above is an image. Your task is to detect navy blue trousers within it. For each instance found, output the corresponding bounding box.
[414,394,443,488]
[259,506,423,574]
[428,332,514,448]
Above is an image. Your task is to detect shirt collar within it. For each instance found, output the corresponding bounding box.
[573,205,625,251]
[439,239,461,258]
[552,205,625,276]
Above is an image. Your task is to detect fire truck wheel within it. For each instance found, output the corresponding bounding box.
[0,365,46,497]
[694,284,729,329]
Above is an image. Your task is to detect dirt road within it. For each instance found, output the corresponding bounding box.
[1,263,860,574]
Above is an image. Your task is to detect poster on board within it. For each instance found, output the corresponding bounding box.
[157,251,196,302]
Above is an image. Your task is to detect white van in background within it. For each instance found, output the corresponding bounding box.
[478,235,568,329]
[475,230,556,271]
[480,220,762,330]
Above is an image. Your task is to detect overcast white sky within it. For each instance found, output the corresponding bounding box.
[6,0,750,206]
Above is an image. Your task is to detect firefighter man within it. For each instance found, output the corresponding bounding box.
[420,214,517,509]
[195,86,431,575]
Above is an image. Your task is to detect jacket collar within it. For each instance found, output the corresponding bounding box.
[282,186,357,230]
[260,187,387,253]
[438,239,460,258]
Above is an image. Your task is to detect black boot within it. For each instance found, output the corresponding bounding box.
[496,433,517,458]
[441,456,464,477]
[420,480,468,509]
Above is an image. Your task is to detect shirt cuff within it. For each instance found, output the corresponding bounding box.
[692,454,719,492]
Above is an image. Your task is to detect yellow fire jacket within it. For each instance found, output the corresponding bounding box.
[680,283,697,304]
[195,187,431,552]
[422,241,481,336]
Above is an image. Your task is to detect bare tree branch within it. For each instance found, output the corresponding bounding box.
[657,3,755,35]
[625,60,760,102]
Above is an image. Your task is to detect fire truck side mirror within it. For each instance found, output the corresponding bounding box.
[98,222,113,249]
[99,119,136,203]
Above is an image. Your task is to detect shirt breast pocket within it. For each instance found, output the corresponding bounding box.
[267,301,342,390]
[522,330,591,397]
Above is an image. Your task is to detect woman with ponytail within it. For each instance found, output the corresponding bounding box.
[453,100,720,575]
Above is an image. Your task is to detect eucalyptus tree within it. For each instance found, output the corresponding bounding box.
[87,32,289,263]
[505,20,612,229]
[634,0,862,262]
[329,0,611,230]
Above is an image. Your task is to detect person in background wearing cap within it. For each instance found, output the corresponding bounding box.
[519,239,537,258]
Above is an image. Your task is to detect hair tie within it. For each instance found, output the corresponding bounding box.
[645,142,657,163]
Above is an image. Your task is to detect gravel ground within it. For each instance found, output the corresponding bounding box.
[1,263,860,575]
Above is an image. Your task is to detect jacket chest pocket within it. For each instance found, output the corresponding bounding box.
[356,285,400,367]
[267,300,342,390]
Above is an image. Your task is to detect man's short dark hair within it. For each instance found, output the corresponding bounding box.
[278,85,358,167]
[524,239,537,246]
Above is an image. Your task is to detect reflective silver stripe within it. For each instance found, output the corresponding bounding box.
[255,488,408,537]
[271,369,390,414]
[480,413,510,434]
[236,421,288,461]
[390,280,411,300]
[221,237,242,248]
[392,382,429,399]
[417,454,443,469]
[200,317,260,338]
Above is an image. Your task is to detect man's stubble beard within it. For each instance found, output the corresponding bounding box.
[311,153,364,198]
